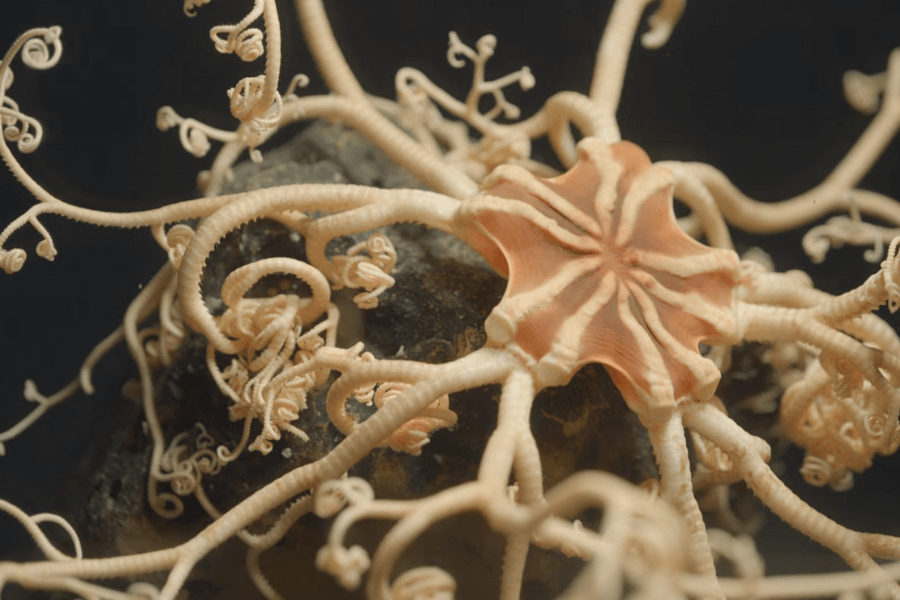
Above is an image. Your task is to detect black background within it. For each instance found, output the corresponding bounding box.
[0,0,899,582]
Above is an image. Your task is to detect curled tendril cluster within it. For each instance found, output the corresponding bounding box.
[158,423,222,497]
[447,31,496,70]
[788,380,896,492]
[446,31,534,121]
[1,26,63,157]
[801,214,896,265]
[248,91,283,137]
[207,0,267,62]
[0,248,26,274]
[247,377,311,455]
[209,288,337,458]
[155,107,211,158]
[228,76,265,121]
[21,26,63,71]
[800,454,854,492]
[373,384,457,456]
[221,359,250,403]
[1,105,43,154]
[156,105,238,159]
[226,78,283,141]
[190,0,283,140]
[215,298,307,414]
[331,233,398,309]
[211,26,265,62]
[316,544,371,591]
[312,479,379,590]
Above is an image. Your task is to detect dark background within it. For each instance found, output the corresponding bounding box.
[0,0,899,584]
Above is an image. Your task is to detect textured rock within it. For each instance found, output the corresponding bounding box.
[72,120,661,599]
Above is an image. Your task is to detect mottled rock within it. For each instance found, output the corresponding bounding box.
[74,120,659,599]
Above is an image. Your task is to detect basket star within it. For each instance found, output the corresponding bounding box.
[456,138,742,424]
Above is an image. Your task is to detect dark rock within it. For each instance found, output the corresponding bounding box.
[75,119,659,599]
